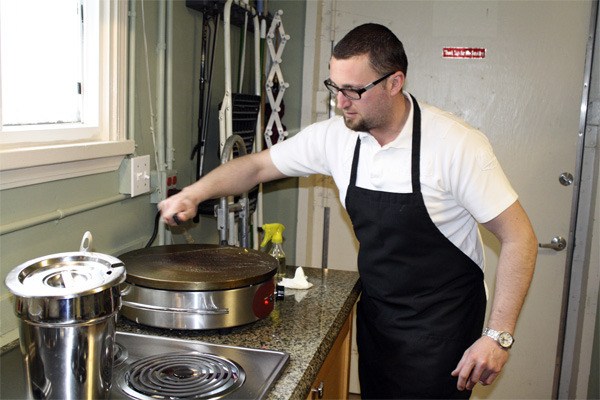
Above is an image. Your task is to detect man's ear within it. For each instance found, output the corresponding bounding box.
[390,72,405,95]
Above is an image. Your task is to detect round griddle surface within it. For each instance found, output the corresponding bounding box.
[119,244,277,290]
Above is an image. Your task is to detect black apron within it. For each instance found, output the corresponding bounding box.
[345,95,486,399]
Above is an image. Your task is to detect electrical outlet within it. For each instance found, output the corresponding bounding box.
[150,169,178,203]
[119,155,151,197]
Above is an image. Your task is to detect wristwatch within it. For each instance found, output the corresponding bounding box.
[482,327,514,349]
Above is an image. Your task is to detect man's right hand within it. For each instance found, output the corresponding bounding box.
[157,188,200,226]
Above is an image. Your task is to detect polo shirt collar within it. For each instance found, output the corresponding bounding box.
[357,91,415,149]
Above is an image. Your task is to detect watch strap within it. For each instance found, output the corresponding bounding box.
[482,327,500,340]
[482,327,514,348]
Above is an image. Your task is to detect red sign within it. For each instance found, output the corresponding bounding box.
[443,47,486,59]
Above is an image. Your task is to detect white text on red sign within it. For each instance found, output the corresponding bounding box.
[443,47,486,59]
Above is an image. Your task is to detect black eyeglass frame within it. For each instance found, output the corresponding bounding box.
[323,71,396,100]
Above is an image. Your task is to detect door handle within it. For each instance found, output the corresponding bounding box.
[538,236,567,251]
[311,381,324,399]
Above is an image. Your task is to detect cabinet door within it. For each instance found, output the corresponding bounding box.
[307,312,352,400]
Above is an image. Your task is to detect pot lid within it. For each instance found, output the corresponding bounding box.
[118,244,277,291]
[6,252,126,299]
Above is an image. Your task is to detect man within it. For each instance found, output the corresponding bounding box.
[159,23,537,399]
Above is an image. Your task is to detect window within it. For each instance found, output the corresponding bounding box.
[0,0,134,189]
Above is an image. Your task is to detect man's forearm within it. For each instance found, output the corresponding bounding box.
[482,200,538,333]
[183,156,265,204]
[159,149,286,225]
[487,238,537,333]
[452,201,537,390]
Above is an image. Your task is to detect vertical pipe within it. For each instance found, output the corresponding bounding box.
[222,0,233,148]
[328,0,336,119]
[166,1,173,171]
[321,207,330,268]
[322,0,337,267]
[156,0,167,245]
[127,1,136,143]
[222,0,235,244]
[164,0,174,244]
[254,13,263,247]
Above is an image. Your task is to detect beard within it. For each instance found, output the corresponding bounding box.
[343,114,370,132]
[343,94,394,133]
[342,103,390,133]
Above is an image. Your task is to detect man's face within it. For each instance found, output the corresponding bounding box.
[328,55,393,133]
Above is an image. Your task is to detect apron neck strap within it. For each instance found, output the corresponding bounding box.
[410,94,422,194]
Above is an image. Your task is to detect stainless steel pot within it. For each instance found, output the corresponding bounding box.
[5,232,126,400]
[118,244,278,330]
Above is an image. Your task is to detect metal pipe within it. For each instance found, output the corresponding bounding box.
[164,0,174,245]
[0,195,129,235]
[166,0,174,171]
[128,1,137,143]
[321,0,338,266]
[253,11,263,247]
[156,0,167,245]
[221,0,234,149]
[321,207,330,269]
[217,135,249,247]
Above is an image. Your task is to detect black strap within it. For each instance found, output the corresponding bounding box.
[349,137,361,187]
[410,94,421,194]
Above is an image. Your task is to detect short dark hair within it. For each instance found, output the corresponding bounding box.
[332,23,408,77]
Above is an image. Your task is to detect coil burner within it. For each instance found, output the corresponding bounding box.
[119,352,245,399]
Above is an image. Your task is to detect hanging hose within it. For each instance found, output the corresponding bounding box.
[145,211,161,248]
[194,15,219,181]
[146,210,195,247]
[200,16,219,175]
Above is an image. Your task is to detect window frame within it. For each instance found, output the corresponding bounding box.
[0,0,134,190]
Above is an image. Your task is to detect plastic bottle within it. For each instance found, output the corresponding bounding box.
[261,223,286,278]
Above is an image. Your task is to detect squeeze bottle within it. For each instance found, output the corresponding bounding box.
[261,223,286,278]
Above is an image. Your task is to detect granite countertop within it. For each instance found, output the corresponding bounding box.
[117,265,361,399]
[0,266,360,399]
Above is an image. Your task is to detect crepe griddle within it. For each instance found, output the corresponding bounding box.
[119,244,278,291]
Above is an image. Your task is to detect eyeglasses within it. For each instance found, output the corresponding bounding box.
[323,71,396,100]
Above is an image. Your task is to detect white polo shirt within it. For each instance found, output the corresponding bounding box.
[270,93,517,268]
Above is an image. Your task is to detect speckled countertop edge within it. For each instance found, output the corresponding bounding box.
[286,276,360,399]
[2,266,361,400]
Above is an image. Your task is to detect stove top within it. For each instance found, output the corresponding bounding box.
[1,331,289,400]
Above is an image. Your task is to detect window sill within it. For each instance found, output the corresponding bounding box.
[0,140,136,190]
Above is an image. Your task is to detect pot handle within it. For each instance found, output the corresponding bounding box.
[120,283,133,297]
[80,231,93,252]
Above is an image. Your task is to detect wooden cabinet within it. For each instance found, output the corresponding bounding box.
[307,311,353,400]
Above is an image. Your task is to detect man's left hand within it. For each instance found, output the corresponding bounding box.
[451,336,509,391]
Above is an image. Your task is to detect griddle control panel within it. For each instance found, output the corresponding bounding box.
[252,280,275,319]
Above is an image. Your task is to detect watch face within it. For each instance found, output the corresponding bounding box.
[498,332,514,348]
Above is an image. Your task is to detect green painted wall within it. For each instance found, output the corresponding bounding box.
[0,0,305,344]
